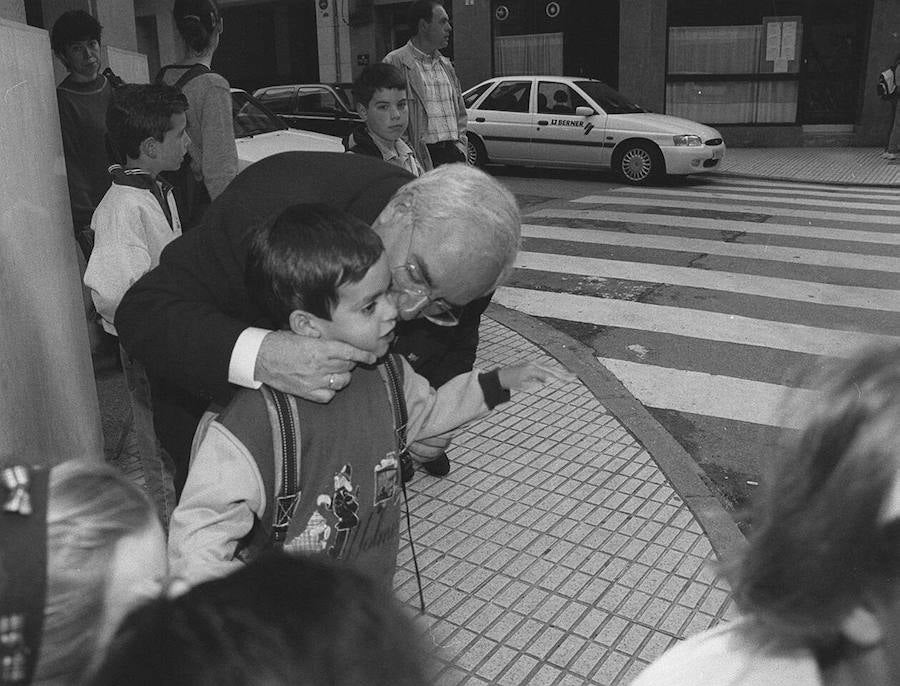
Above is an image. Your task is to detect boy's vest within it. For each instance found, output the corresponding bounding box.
[217,354,411,586]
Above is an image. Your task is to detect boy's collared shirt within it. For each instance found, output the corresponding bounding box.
[368,131,423,178]
[407,41,459,144]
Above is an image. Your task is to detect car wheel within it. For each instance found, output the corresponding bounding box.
[615,141,662,185]
[466,135,487,167]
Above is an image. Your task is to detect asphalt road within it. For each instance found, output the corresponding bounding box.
[490,165,900,524]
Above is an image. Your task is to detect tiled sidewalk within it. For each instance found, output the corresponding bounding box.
[718,146,900,186]
[103,317,736,685]
[395,319,735,685]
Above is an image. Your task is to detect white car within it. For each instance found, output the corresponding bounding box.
[231,89,344,171]
[463,76,725,184]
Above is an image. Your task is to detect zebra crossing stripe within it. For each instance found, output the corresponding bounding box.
[526,209,900,245]
[701,177,900,197]
[594,357,816,429]
[493,286,900,357]
[668,182,900,203]
[514,251,900,312]
[522,224,900,272]
[572,196,898,225]
[614,186,900,212]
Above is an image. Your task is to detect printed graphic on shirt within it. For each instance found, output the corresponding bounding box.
[373,452,399,507]
[283,510,331,556]
[327,464,359,559]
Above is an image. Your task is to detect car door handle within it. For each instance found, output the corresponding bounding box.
[537,120,548,126]
[475,117,485,122]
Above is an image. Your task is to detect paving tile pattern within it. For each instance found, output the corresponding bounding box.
[395,319,735,685]
[718,146,900,186]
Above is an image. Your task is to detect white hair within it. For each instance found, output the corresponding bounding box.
[374,163,521,288]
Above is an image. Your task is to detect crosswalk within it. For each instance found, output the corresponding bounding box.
[496,177,900,434]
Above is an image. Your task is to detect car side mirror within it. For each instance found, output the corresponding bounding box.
[575,106,596,117]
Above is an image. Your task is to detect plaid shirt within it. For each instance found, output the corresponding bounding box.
[409,43,459,144]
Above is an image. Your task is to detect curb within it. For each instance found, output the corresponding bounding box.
[715,169,900,189]
[487,303,747,563]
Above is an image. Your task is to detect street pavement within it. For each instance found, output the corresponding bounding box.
[96,146,897,685]
[497,148,900,512]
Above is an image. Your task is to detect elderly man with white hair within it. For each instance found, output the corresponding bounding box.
[115,152,520,494]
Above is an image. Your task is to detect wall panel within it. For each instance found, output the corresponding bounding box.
[0,18,103,467]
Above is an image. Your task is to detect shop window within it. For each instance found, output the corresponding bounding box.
[666,21,801,124]
[494,33,563,76]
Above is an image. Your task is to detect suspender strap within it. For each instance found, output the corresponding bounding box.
[260,386,302,547]
[381,355,426,612]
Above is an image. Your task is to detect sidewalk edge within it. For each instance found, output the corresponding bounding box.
[715,169,900,188]
[487,303,747,562]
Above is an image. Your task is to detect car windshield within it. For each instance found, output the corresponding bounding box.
[574,81,645,115]
[232,91,287,138]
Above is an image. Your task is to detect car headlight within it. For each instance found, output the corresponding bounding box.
[673,135,703,146]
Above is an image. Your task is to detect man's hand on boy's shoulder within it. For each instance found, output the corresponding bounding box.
[255,330,375,402]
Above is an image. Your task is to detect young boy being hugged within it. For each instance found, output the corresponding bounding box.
[168,204,572,590]
[83,83,190,527]
[344,63,424,177]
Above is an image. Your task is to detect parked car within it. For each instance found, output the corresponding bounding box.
[231,89,344,171]
[463,76,725,184]
[252,83,362,138]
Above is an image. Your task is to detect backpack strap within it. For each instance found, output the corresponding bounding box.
[259,385,302,547]
[155,63,211,89]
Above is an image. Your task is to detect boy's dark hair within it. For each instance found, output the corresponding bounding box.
[50,9,102,55]
[407,0,442,31]
[105,84,188,163]
[89,553,430,686]
[246,203,385,327]
[352,63,407,109]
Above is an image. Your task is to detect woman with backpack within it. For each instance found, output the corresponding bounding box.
[157,0,238,228]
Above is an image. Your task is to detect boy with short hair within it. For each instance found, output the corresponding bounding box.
[345,63,424,177]
[83,83,190,527]
[168,203,572,590]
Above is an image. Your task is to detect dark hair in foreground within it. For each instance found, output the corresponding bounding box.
[727,345,900,654]
[246,203,384,326]
[352,63,407,108]
[106,83,188,162]
[89,553,430,686]
[407,0,443,31]
[50,9,102,54]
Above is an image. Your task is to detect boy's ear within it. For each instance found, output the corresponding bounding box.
[288,310,325,338]
[356,103,368,122]
[840,601,884,648]
[139,136,157,159]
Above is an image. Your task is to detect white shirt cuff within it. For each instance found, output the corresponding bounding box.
[228,327,269,389]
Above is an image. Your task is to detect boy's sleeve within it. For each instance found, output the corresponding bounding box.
[168,418,266,587]
[83,199,152,331]
[401,357,509,445]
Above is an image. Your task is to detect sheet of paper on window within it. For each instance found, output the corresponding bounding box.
[780,22,797,61]
[774,57,789,73]
[765,23,781,61]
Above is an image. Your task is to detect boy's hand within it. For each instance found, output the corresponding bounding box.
[255,330,376,402]
[497,361,577,393]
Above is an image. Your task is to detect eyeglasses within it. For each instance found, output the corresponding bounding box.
[390,222,462,327]
[391,263,462,326]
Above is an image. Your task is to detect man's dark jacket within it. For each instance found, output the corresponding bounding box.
[116,151,486,409]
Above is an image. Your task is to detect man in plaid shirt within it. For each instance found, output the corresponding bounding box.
[384,0,468,171]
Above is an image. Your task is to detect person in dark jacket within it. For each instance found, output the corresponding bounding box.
[344,63,424,178]
[115,152,520,492]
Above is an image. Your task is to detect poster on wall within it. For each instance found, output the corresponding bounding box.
[760,16,802,73]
